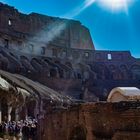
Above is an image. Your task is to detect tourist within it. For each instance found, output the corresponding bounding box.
[0,118,38,140]
[22,122,30,140]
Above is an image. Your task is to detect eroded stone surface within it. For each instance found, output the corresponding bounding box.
[0,2,139,102]
[41,102,140,140]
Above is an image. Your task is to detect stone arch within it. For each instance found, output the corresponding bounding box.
[41,59,50,78]
[44,59,61,78]
[19,96,36,120]
[109,64,116,71]
[130,65,140,72]
[0,93,21,122]
[8,52,21,73]
[120,64,129,79]
[31,58,42,72]
[69,125,87,140]
[73,63,83,79]
[77,63,90,82]
[20,55,29,60]
[0,87,28,122]
[94,64,109,79]
[20,55,35,75]
[120,64,128,70]
[130,64,140,79]
[9,52,18,59]
[63,62,75,78]
[55,60,74,79]
[109,65,121,80]
[65,62,73,69]
[0,54,9,71]
[26,100,37,118]
[85,64,97,80]
[50,67,58,78]
[31,58,41,64]
[54,60,60,64]
[54,60,65,78]
[97,64,106,79]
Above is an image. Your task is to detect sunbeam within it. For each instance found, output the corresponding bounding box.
[63,0,95,18]
[25,0,96,55]
[97,0,133,13]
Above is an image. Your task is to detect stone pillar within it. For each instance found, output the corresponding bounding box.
[7,105,12,122]
[15,108,20,121]
[40,100,44,113]
[34,101,39,119]
[24,106,28,120]
[0,102,2,123]
[83,88,88,100]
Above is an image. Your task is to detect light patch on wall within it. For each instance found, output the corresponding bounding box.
[8,19,12,26]
[107,53,112,60]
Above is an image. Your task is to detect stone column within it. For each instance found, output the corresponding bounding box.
[7,105,12,122]
[25,106,28,120]
[15,108,20,121]
[0,102,2,123]
[34,101,39,119]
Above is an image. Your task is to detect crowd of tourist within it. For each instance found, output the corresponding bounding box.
[0,118,38,140]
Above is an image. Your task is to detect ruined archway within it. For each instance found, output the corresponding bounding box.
[130,65,140,79]
[26,100,37,118]
[1,98,8,122]
[31,58,42,72]
[50,68,58,77]
[69,126,86,140]
[120,64,130,79]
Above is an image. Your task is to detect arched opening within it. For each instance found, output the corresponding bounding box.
[11,108,16,121]
[50,68,58,78]
[31,58,42,72]
[0,93,24,123]
[27,100,36,118]
[95,64,106,79]
[65,62,73,69]
[0,53,9,71]
[54,60,60,64]
[54,61,65,78]
[130,65,140,79]
[109,65,121,80]
[20,56,29,60]
[1,98,8,122]
[69,126,86,140]
[41,47,45,55]
[20,56,35,76]
[120,64,130,79]
[9,52,18,59]
[120,65,128,70]
[4,39,9,48]
[73,64,83,79]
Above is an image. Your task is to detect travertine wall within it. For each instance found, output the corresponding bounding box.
[0,2,94,57]
[0,2,140,101]
[39,102,140,140]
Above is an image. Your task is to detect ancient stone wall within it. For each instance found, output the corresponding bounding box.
[40,102,140,140]
[0,2,140,101]
[0,2,94,57]
[0,46,140,101]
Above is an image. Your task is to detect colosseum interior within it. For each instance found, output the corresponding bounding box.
[0,2,140,140]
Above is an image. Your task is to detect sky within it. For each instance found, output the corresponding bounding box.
[0,0,140,58]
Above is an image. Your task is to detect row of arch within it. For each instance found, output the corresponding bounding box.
[89,63,140,80]
[0,49,140,82]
